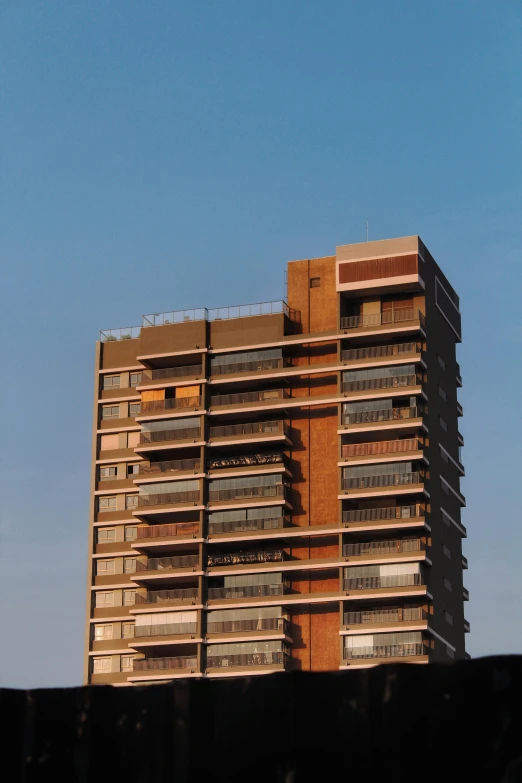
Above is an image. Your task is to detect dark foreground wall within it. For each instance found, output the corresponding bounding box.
[3,656,522,783]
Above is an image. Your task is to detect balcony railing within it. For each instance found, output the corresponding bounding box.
[137,491,201,507]
[341,342,421,363]
[207,617,289,634]
[136,522,200,539]
[343,573,423,591]
[344,607,427,625]
[342,504,424,524]
[343,539,425,557]
[143,301,299,327]
[140,396,201,413]
[207,453,287,470]
[208,484,286,503]
[211,357,291,377]
[341,438,421,459]
[139,427,201,444]
[206,651,288,668]
[340,309,425,331]
[134,588,199,604]
[134,622,198,638]
[210,390,290,408]
[209,421,289,440]
[342,406,422,426]
[141,365,202,382]
[135,555,199,572]
[138,458,202,475]
[343,642,428,660]
[207,583,286,600]
[209,515,286,535]
[207,550,285,567]
[341,374,422,394]
[342,472,422,491]
[133,656,198,672]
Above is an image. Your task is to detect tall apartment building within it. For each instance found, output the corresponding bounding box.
[85,235,468,685]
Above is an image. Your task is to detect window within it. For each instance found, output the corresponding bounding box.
[129,402,141,417]
[446,646,455,659]
[97,528,116,543]
[445,612,454,626]
[92,657,112,673]
[438,387,447,402]
[94,624,113,641]
[123,589,137,606]
[99,465,117,481]
[310,277,321,288]
[126,495,138,510]
[439,417,448,431]
[437,355,446,370]
[441,450,449,464]
[100,433,119,451]
[121,654,135,672]
[441,481,450,496]
[102,405,120,420]
[122,622,134,639]
[443,545,452,559]
[95,591,114,607]
[103,375,120,389]
[123,558,137,574]
[130,373,142,387]
[97,559,115,575]
[124,526,138,541]
[444,578,453,592]
[99,496,117,511]
[127,463,140,477]
[127,431,140,448]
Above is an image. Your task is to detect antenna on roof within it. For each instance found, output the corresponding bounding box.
[366,219,369,242]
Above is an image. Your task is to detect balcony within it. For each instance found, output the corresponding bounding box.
[462,555,468,570]
[464,619,471,633]
[343,573,423,591]
[343,539,426,559]
[206,651,289,669]
[208,513,287,536]
[208,420,290,446]
[139,396,202,417]
[137,458,202,479]
[136,490,201,510]
[207,583,286,600]
[343,607,427,628]
[132,655,198,673]
[133,555,200,579]
[341,472,424,497]
[341,406,423,429]
[134,522,201,546]
[207,617,289,635]
[139,365,203,386]
[207,550,285,568]
[207,452,288,475]
[463,587,469,601]
[210,357,291,378]
[343,504,425,527]
[133,622,198,639]
[340,308,425,333]
[341,438,423,463]
[341,342,421,364]
[208,483,287,505]
[210,389,290,410]
[343,642,429,661]
[341,373,423,396]
[136,426,202,450]
[134,587,199,606]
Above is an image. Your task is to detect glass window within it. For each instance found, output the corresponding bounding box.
[444,578,452,592]
[437,355,446,370]
[445,612,454,626]
[95,591,114,607]
[124,526,138,541]
[121,654,135,672]
[439,387,447,401]
[124,558,137,573]
[130,373,142,387]
[97,528,116,543]
[310,277,320,288]
[123,589,136,606]
[92,657,111,673]
[126,495,138,510]
[102,405,120,419]
[103,375,120,389]
[127,463,140,477]
[97,560,115,575]
[129,402,141,417]
[94,624,113,641]
[443,545,452,559]
[440,417,448,431]
[99,466,117,481]
[122,623,134,639]
[99,496,117,511]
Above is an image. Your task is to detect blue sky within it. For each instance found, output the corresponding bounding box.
[1,0,521,687]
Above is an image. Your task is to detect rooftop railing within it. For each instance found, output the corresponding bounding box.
[207,583,286,600]
[342,504,424,524]
[206,651,288,668]
[343,642,427,660]
[136,522,200,540]
[343,539,425,557]
[207,550,285,567]
[142,301,300,327]
[207,617,289,634]
[208,484,286,503]
[341,439,421,459]
[135,555,199,572]
[134,622,198,638]
[210,357,291,377]
[340,309,425,331]
[137,490,201,508]
[344,607,427,625]
[343,573,423,591]
[133,656,198,672]
[341,342,421,363]
[209,420,289,440]
[210,389,290,407]
[141,396,201,413]
[100,326,142,342]
[139,426,201,445]
[342,472,422,491]
[134,588,199,604]
[141,365,202,382]
[138,458,202,475]
[341,373,422,394]
[341,406,422,426]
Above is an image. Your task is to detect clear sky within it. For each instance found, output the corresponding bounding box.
[1,0,521,688]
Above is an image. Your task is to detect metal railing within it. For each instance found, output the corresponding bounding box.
[209,420,289,440]
[341,373,422,394]
[134,588,199,604]
[343,573,423,591]
[206,651,288,668]
[141,365,202,382]
[344,607,427,625]
[100,326,141,342]
[133,656,198,671]
[207,453,287,470]
[208,484,286,503]
[341,342,421,362]
[343,539,425,557]
[340,309,425,331]
[138,458,202,475]
[342,439,421,458]
[143,301,300,327]
[208,550,285,567]
[342,472,422,490]
[343,643,427,660]
[136,522,200,539]
[210,389,290,407]
[207,617,289,634]
[139,427,201,444]
[209,515,286,535]
[211,357,291,377]
[207,583,286,600]
[343,504,424,523]
[141,396,201,413]
[137,491,201,507]
[135,555,199,572]
[134,622,198,638]
[341,406,422,426]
